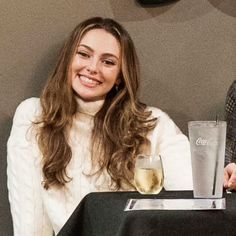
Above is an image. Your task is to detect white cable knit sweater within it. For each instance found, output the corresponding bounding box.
[7,97,193,235]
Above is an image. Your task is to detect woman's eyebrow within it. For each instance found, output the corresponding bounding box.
[78,44,93,51]
[78,44,119,60]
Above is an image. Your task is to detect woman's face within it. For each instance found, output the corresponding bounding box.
[70,28,121,101]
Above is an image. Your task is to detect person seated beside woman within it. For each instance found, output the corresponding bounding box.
[224,80,236,190]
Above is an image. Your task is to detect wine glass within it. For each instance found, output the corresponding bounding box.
[134,154,164,194]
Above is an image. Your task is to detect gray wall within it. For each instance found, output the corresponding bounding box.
[1,0,235,234]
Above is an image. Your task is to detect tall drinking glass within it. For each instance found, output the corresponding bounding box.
[188,121,226,198]
[134,154,164,194]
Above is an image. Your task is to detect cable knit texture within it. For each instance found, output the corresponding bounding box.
[7,97,193,235]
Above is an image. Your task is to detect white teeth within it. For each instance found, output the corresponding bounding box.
[79,75,99,85]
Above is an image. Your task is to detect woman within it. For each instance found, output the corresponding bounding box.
[8,17,193,235]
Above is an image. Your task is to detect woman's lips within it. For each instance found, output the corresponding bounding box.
[78,75,101,87]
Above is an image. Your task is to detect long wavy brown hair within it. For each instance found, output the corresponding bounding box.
[37,17,157,190]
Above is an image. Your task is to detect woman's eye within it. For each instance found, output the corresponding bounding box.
[102,59,116,66]
[77,51,89,58]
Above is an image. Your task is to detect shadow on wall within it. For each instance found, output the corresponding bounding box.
[109,0,220,22]
[0,117,13,235]
[208,0,236,17]
[109,0,179,21]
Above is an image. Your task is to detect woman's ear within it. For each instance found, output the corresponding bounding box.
[115,78,121,92]
[115,80,120,86]
[116,71,123,86]
[115,76,121,86]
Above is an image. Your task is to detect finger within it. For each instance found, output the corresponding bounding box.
[227,170,236,190]
[227,181,236,190]
[224,169,230,188]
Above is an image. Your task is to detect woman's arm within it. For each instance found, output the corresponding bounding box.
[149,107,193,190]
[7,98,53,236]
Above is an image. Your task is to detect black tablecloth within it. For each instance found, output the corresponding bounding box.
[57,190,236,236]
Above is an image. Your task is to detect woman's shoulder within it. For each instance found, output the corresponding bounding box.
[13,97,41,123]
[146,105,181,132]
[146,105,171,120]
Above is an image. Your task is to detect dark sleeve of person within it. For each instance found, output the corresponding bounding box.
[225,80,236,164]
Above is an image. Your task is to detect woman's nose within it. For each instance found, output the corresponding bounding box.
[86,58,99,74]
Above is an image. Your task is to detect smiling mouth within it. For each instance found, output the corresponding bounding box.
[78,75,101,87]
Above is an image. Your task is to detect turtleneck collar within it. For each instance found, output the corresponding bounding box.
[75,96,105,116]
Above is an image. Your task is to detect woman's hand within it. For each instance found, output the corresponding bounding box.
[224,163,236,190]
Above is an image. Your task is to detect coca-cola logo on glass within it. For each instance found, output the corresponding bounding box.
[195,137,208,146]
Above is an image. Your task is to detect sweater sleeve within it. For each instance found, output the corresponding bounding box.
[149,107,193,190]
[7,98,54,236]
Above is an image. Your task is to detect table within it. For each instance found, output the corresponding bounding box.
[57,190,236,236]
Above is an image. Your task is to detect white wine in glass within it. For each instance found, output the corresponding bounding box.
[134,154,164,194]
